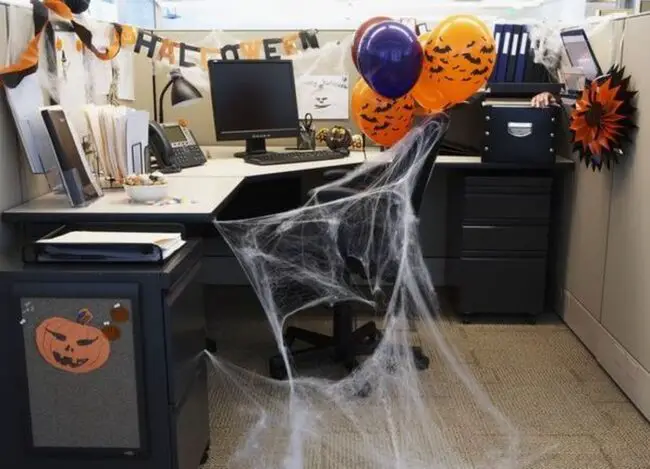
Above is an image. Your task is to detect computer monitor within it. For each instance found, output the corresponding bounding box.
[208,60,300,157]
[560,28,603,82]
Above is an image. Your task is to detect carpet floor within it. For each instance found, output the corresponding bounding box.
[203,287,650,469]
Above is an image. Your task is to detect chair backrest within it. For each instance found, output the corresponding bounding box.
[371,114,449,215]
[409,116,449,214]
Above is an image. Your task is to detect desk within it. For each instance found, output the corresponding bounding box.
[3,147,573,224]
[0,146,574,469]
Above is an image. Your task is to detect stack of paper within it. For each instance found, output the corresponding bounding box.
[84,105,149,183]
[37,231,186,262]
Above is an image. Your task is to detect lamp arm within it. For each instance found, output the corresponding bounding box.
[158,79,174,123]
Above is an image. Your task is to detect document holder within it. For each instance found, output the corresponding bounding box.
[23,224,186,265]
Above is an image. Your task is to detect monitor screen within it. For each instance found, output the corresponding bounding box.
[208,60,299,140]
[561,29,602,81]
[41,108,100,206]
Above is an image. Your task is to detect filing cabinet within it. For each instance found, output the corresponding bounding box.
[456,175,553,321]
[0,240,210,469]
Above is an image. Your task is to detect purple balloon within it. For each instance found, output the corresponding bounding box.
[356,21,423,99]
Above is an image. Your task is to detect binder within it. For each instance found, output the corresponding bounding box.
[24,226,186,264]
[488,24,504,83]
[505,24,522,82]
[496,24,513,82]
[515,25,530,82]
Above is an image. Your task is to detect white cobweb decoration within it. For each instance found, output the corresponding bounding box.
[210,116,549,468]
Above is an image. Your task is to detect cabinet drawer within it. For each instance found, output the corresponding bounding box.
[465,176,553,192]
[459,257,546,314]
[171,363,210,469]
[165,261,206,405]
[464,193,551,220]
[462,225,549,252]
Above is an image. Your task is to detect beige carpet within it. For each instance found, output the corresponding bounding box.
[203,287,650,469]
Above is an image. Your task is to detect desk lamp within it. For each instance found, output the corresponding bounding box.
[158,69,202,123]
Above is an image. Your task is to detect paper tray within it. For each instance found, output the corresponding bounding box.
[23,223,186,264]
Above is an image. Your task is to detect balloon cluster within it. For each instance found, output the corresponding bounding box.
[351,15,496,147]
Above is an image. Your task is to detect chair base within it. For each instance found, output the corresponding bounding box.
[269,321,430,384]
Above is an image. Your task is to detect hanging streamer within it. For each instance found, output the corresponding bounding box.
[0,0,124,88]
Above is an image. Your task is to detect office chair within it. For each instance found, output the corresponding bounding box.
[268,115,449,383]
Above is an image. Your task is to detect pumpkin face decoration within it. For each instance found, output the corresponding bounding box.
[36,316,111,374]
[412,15,496,110]
[325,126,353,151]
[352,79,415,147]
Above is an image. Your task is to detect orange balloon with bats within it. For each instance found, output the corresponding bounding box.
[351,79,416,147]
[412,15,496,111]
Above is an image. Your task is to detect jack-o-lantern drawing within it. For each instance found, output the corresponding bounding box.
[35,316,111,374]
[352,78,416,147]
[412,15,496,111]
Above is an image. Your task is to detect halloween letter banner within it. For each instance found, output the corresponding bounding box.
[0,0,320,88]
[133,29,319,69]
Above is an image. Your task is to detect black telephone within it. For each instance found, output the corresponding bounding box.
[148,121,206,173]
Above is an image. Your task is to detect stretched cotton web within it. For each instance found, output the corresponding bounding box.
[210,116,542,468]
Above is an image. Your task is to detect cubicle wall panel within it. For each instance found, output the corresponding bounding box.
[150,30,358,146]
[12,282,147,455]
[0,5,24,251]
[601,13,650,373]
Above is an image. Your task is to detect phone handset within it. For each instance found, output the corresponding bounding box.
[148,121,181,173]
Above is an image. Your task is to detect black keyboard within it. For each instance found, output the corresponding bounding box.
[244,149,349,166]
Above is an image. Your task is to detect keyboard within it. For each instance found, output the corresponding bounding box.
[244,149,349,166]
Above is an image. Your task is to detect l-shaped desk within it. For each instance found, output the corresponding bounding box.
[4,146,574,319]
[0,146,573,469]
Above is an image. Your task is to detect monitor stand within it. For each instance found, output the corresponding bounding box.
[233,137,275,158]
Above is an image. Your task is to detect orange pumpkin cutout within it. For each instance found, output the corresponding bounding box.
[35,317,111,374]
[352,80,416,147]
[412,15,496,109]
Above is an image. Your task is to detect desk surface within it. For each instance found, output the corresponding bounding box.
[3,176,243,223]
[3,146,574,224]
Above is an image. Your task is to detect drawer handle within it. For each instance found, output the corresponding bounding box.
[507,122,533,138]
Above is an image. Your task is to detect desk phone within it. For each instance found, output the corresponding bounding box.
[149,121,206,173]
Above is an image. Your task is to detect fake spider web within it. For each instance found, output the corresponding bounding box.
[209,116,546,469]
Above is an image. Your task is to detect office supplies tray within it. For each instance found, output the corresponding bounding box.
[23,223,187,264]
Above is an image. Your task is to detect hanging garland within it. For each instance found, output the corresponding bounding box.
[0,0,122,88]
[570,65,637,171]
[0,0,320,89]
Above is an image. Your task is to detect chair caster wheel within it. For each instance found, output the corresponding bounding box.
[205,338,217,353]
[269,356,289,380]
[200,444,210,465]
[413,348,430,371]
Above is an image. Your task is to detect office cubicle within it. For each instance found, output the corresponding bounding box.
[2,1,650,421]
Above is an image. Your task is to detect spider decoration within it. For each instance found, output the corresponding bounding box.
[570,65,637,171]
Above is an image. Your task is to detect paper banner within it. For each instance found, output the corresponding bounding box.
[0,0,123,88]
[133,29,320,69]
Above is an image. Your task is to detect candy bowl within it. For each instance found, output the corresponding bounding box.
[123,172,169,203]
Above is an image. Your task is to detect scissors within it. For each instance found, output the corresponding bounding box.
[301,113,313,133]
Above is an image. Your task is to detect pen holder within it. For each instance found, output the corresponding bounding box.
[297,129,316,150]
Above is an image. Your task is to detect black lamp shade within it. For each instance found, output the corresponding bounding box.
[170,74,202,107]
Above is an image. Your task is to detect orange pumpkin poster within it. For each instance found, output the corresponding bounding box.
[35,316,111,374]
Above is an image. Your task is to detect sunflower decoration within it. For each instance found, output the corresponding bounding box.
[570,65,637,171]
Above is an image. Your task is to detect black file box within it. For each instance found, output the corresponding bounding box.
[482,101,559,165]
